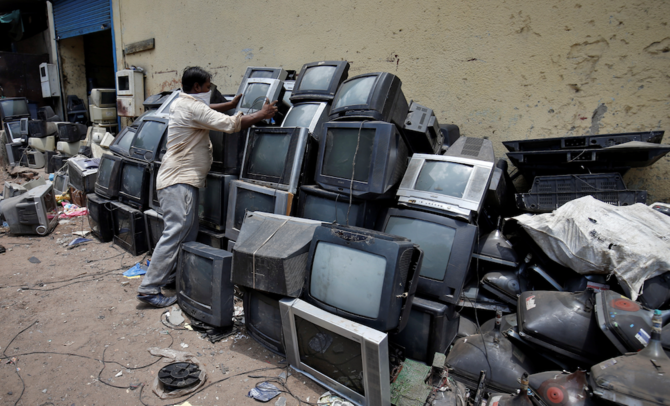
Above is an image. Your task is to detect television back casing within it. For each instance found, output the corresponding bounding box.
[56,122,87,143]
[177,242,234,328]
[381,208,478,304]
[111,200,148,256]
[290,61,350,103]
[303,223,423,333]
[0,183,59,236]
[144,209,164,253]
[397,141,495,222]
[199,172,237,231]
[118,158,150,211]
[26,150,46,169]
[210,128,246,175]
[196,226,228,250]
[403,101,443,154]
[329,72,408,129]
[94,153,124,199]
[87,193,114,242]
[280,298,391,406]
[240,127,313,194]
[242,287,286,356]
[232,212,322,297]
[315,121,409,200]
[297,184,384,229]
[224,180,293,241]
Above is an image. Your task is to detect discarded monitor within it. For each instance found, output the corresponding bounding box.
[481,270,523,306]
[402,101,443,154]
[68,157,100,193]
[144,209,164,253]
[486,373,532,406]
[210,128,246,175]
[109,125,138,157]
[94,153,124,199]
[397,137,495,222]
[473,229,520,268]
[280,298,390,406]
[303,223,423,333]
[0,184,58,236]
[297,184,383,229]
[198,172,236,231]
[281,102,330,141]
[55,122,87,143]
[129,117,168,162]
[502,130,664,152]
[110,201,148,256]
[517,290,619,365]
[117,158,150,211]
[87,193,114,242]
[196,226,227,250]
[243,287,285,356]
[290,60,350,103]
[638,272,670,310]
[528,370,594,406]
[231,212,322,297]
[177,242,234,328]
[381,208,478,305]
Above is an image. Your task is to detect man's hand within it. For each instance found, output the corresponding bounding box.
[230,94,242,108]
[260,98,279,119]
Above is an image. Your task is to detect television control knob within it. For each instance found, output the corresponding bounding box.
[36,225,47,235]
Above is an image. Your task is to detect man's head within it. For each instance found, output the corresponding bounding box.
[182,66,212,94]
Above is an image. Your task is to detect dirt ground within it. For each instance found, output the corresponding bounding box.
[0,167,324,406]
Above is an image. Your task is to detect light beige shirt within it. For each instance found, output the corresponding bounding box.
[156,93,242,190]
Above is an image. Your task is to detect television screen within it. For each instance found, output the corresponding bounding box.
[282,103,322,128]
[245,289,285,355]
[311,242,386,318]
[110,126,138,157]
[301,191,359,224]
[296,315,365,395]
[121,163,144,198]
[96,156,115,190]
[300,66,338,92]
[87,194,114,242]
[240,83,270,110]
[53,173,68,195]
[131,120,168,160]
[250,71,275,79]
[0,98,29,119]
[179,250,214,308]
[247,131,291,178]
[414,161,473,199]
[5,121,22,143]
[199,173,235,231]
[111,201,148,256]
[385,217,455,281]
[114,207,133,247]
[332,76,375,110]
[233,189,276,230]
[323,127,375,183]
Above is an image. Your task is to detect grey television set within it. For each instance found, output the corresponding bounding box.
[235,78,284,116]
[280,298,390,406]
[281,102,330,141]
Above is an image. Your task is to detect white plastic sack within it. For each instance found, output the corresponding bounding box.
[513,196,670,300]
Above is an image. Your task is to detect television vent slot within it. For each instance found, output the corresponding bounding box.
[539,195,554,206]
[538,183,553,193]
[399,158,422,190]
[601,180,617,190]
[398,248,413,285]
[556,180,572,193]
[557,194,572,206]
[461,138,485,157]
[602,192,617,205]
[464,166,489,201]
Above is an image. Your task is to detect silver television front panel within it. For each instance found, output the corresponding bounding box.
[280,298,390,406]
[223,180,292,242]
[240,126,309,194]
[281,102,330,141]
[397,153,493,222]
[234,78,284,116]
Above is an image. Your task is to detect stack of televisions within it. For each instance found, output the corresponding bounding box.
[101,60,523,406]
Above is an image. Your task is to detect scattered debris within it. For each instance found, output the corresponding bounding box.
[115,371,123,377]
[317,391,354,406]
[123,263,148,278]
[28,256,40,264]
[168,306,185,326]
[275,396,287,406]
[247,381,281,402]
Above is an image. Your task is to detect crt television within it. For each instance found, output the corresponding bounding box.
[118,158,150,210]
[235,78,284,116]
[403,101,443,154]
[148,162,162,214]
[240,126,312,194]
[281,298,390,406]
[397,141,495,222]
[281,102,330,141]
[315,121,409,200]
[224,180,293,242]
[94,153,124,199]
[281,81,294,108]
[0,97,30,121]
[144,209,164,253]
[87,193,114,242]
[236,66,288,94]
[52,172,69,195]
[389,297,459,364]
[199,172,237,231]
[4,121,23,145]
[56,122,87,143]
[210,128,246,175]
[110,200,148,256]
[329,72,408,128]
[109,125,138,157]
[129,117,168,162]
[381,208,478,304]
[90,89,117,108]
[297,185,382,229]
[177,241,234,328]
[68,157,100,193]
[303,223,423,333]
[290,61,350,103]
[243,287,286,356]
[0,183,58,236]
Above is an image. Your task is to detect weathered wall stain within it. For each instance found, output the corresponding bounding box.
[111,0,670,201]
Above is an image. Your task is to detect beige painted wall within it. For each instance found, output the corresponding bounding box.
[111,0,670,201]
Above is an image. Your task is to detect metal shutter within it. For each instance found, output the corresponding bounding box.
[52,0,111,40]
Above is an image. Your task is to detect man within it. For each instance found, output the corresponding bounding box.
[137,66,278,307]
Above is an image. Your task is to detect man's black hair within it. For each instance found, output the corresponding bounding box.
[182,66,212,92]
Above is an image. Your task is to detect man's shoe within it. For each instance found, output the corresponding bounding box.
[137,293,178,308]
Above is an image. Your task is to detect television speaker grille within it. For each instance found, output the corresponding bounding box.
[398,247,414,286]
[461,137,484,158]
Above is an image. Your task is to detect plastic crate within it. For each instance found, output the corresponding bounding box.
[516,190,648,213]
[529,173,627,194]
[503,130,664,152]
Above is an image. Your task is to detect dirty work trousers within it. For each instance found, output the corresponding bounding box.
[137,183,199,295]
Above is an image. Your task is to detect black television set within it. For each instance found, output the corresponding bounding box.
[0,184,59,236]
[177,241,234,328]
[129,117,168,162]
[27,120,50,139]
[210,128,246,175]
[329,72,408,128]
[118,158,150,211]
[224,180,293,241]
[0,97,30,121]
[87,193,114,242]
[68,157,100,193]
[297,185,383,229]
[290,61,350,103]
[144,209,164,253]
[110,200,148,256]
[315,121,409,200]
[240,127,312,194]
[56,122,87,143]
[196,226,227,250]
[109,125,138,157]
[303,223,423,332]
[94,154,124,199]
[52,171,69,195]
[199,172,236,231]
[403,101,443,154]
[281,102,330,141]
[381,208,478,304]
[502,130,665,152]
[389,297,459,364]
[4,121,24,145]
[242,287,286,356]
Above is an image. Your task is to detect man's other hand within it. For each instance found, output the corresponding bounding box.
[230,94,242,108]
[261,98,279,119]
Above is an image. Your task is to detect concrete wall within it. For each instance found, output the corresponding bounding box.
[58,35,87,107]
[111,0,670,201]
